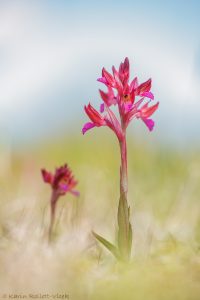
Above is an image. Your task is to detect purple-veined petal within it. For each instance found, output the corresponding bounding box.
[82,122,96,135]
[142,118,155,131]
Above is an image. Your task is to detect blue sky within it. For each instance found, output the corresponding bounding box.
[0,0,199,147]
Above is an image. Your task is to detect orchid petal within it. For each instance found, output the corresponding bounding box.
[82,122,96,135]
[97,77,107,84]
[112,66,119,79]
[123,102,133,113]
[140,102,159,119]
[141,91,154,100]
[99,89,107,102]
[118,57,130,85]
[99,88,117,107]
[130,77,138,91]
[102,68,115,86]
[137,78,152,94]
[100,103,105,113]
[41,169,53,184]
[142,118,155,131]
[84,103,105,125]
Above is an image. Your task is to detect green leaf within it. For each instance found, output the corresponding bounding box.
[128,206,133,254]
[92,231,120,259]
[128,222,133,254]
[117,193,130,260]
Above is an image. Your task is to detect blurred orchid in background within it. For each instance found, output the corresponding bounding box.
[41,164,79,242]
[83,58,159,261]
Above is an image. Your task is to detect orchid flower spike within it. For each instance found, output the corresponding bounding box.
[82,57,159,139]
[41,164,79,242]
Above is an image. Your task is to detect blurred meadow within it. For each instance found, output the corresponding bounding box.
[0,133,200,299]
[0,0,200,299]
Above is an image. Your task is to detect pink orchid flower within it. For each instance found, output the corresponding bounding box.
[41,164,79,241]
[82,57,159,138]
[82,58,159,261]
[42,164,79,197]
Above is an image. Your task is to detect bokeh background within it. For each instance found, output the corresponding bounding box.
[0,0,200,147]
[0,1,200,299]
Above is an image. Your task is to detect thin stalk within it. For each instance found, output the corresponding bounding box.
[48,190,58,243]
[117,130,132,261]
[119,133,128,197]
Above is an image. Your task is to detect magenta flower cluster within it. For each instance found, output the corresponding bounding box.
[83,57,159,139]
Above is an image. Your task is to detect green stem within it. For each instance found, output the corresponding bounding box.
[117,132,132,261]
[48,190,58,243]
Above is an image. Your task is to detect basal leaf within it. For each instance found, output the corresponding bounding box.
[92,231,120,259]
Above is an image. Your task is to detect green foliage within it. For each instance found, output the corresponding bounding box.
[117,193,132,261]
[92,231,120,259]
